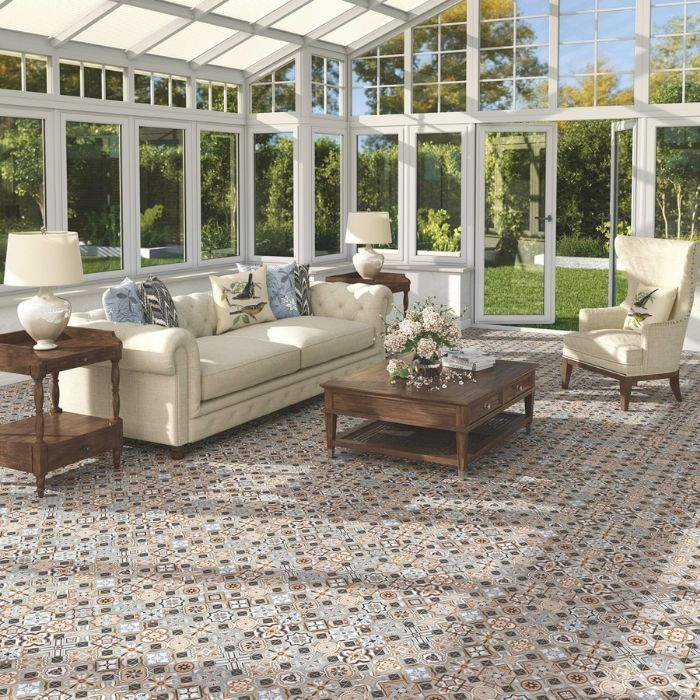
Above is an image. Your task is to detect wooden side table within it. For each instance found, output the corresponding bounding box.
[325,271,411,315]
[0,326,122,497]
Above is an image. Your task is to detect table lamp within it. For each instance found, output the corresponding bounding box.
[3,231,84,350]
[345,211,392,280]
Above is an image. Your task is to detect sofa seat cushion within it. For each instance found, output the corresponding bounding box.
[230,316,375,369]
[563,329,644,370]
[197,335,300,400]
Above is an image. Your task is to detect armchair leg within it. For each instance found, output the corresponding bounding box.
[619,379,633,411]
[669,372,682,402]
[561,358,573,389]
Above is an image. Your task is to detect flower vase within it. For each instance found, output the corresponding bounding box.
[413,356,443,379]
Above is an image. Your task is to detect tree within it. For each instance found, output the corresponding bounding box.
[314,136,341,255]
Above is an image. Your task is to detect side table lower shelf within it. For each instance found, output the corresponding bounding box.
[0,412,123,496]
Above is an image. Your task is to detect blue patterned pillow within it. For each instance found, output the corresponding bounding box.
[236,262,299,319]
[102,277,145,324]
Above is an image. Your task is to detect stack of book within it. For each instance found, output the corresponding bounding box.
[442,348,496,371]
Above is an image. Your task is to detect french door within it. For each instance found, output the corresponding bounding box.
[475,124,557,324]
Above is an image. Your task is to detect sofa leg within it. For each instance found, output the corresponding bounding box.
[669,373,682,402]
[561,358,573,389]
[170,445,186,460]
[619,379,633,411]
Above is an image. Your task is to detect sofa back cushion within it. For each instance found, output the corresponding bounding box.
[173,293,218,338]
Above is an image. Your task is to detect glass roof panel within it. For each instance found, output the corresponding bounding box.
[150,21,233,61]
[74,6,178,50]
[211,35,290,70]
[383,0,431,9]
[0,0,103,36]
[216,0,290,23]
[272,0,354,34]
[319,10,395,45]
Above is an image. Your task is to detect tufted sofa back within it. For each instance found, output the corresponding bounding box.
[173,293,217,338]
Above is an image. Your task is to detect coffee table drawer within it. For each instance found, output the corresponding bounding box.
[502,372,535,404]
[467,391,500,421]
[331,393,455,429]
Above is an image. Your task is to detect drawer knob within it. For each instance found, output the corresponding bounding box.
[516,384,524,391]
[484,402,492,411]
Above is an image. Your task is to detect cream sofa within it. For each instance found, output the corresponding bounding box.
[62,281,393,457]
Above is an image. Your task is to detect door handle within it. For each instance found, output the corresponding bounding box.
[536,215,553,223]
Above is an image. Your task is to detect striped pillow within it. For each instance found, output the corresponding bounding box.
[139,275,178,328]
[294,263,312,316]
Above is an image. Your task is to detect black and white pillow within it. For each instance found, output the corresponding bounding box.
[294,263,312,316]
[139,275,179,328]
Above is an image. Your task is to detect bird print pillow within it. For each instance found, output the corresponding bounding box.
[623,285,677,330]
[209,266,277,334]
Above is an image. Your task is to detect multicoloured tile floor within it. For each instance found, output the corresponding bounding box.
[0,329,698,699]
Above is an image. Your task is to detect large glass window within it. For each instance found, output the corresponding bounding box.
[413,1,467,113]
[655,126,700,239]
[0,51,47,93]
[251,62,296,113]
[200,131,238,261]
[558,0,635,107]
[312,56,342,115]
[59,61,124,101]
[417,133,461,254]
[314,133,342,257]
[352,34,405,116]
[0,117,45,279]
[650,0,700,103]
[139,127,185,266]
[356,134,399,248]
[479,0,549,111]
[254,133,294,256]
[66,122,122,274]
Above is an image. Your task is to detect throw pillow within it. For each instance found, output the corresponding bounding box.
[623,286,677,330]
[139,275,179,328]
[210,266,276,334]
[236,261,299,319]
[102,277,145,324]
[295,263,312,316]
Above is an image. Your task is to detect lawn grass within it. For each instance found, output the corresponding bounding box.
[484,264,628,331]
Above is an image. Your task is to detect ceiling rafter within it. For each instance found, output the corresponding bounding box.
[342,0,408,22]
[50,1,122,48]
[348,0,460,56]
[118,0,345,56]
[306,6,366,41]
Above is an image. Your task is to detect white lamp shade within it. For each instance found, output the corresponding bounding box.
[345,212,392,246]
[4,231,84,287]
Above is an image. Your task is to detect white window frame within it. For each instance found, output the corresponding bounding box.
[195,123,244,268]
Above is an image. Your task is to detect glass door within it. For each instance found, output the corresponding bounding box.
[475,125,557,324]
[609,120,635,305]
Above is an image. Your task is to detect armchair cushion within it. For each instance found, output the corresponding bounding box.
[564,329,644,371]
[622,286,677,330]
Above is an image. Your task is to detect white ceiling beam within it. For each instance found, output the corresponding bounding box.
[50,0,121,47]
[306,6,365,40]
[342,0,409,22]
[255,0,315,28]
[127,17,191,58]
[244,45,300,80]
[348,0,459,56]
[0,0,15,9]
[119,0,346,53]
[190,32,250,69]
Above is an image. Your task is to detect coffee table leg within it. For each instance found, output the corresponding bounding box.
[325,411,337,458]
[456,431,468,478]
[525,391,534,434]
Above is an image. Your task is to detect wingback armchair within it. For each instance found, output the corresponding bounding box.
[561,237,699,410]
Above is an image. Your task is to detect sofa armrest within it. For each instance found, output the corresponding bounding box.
[68,319,200,377]
[310,282,394,337]
[578,305,627,331]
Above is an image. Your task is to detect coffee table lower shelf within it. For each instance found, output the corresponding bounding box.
[334,411,530,470]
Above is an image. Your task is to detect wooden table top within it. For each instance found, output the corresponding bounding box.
[322,359,536,407]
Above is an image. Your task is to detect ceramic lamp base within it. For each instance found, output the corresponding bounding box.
[17,287,72,351]
[352,245,385,280]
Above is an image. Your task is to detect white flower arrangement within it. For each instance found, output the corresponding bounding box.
[384,298,461,365]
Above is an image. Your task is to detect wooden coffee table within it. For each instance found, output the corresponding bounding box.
[321,360,536,477]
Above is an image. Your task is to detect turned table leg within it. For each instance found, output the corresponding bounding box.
[110,359,122,469]
[32,370,47,498]
[456,431,469,478]
[50,371,62,414]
